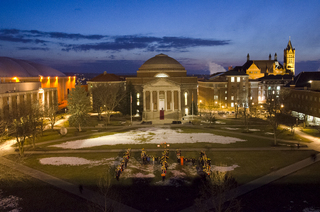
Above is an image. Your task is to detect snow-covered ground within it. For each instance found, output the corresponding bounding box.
[0,190,21,212]
[38,156,239,186]
[50,127,246,149]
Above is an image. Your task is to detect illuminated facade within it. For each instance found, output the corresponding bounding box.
[0,81,57,117]
[127,54,198,123]
[198,71,250,111]
[236,40,295,79]
[0,57,75,111]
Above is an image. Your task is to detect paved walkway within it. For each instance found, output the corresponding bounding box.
[0,157,140,212]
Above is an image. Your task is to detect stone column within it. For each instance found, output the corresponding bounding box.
[8,95,12,112]
[143,90,146,111]
[47,90,50,107]
[172,90,174,110]
[157,90,159,111]
[0,97,3,117]
[178,90,181,111]
[150,90,153,111]
[164,90,167,111]
[17,94,20,106]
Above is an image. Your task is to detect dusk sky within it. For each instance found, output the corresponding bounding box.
[0,0,320,75]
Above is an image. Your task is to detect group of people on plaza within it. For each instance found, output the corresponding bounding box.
[199,151,212,177]
[115,145,214,182]
[115,148,131,181]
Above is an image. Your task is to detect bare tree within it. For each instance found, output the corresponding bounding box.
[91,85,126,124]
[195,170,241,212]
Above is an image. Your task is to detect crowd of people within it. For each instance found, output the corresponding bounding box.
[115,148,131,181]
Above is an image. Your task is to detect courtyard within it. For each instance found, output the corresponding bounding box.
[1,124,320,211]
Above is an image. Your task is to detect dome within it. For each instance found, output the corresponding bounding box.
[0,57,66,77]
[138,54,185,71]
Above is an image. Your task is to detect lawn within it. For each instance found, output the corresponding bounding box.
[32,127,283,151]
[4,149,317,212]
[0,164,92,212]
[239,160,320,211]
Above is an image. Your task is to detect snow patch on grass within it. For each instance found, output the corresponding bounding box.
[50,127,246,149]
[39,157,114,166]
[211,164,239,172]
[0,190,22,212]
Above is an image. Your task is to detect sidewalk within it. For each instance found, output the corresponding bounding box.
[0,157,140,212]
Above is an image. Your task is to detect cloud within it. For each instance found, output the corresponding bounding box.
[62,35,230,52]
[0,35,47,44]
[17,47,50,51]
[0,29,106,40]
[0,28,231,53]
[208,62,227,75]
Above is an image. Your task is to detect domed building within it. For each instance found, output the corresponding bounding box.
[127,54,198,123]
[0,57,75,116]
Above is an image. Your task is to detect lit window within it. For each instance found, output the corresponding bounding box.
[214,95,218,100]
[237,77,240,82]
[277,86,280,90]
[231,77,234,82]
[231,96,234,100]
[225,97,227,100]
[225,91,227,94]
[231,102,234,107]
[155,73,169,77]
[184,92,188,106]
[137,93,140,98]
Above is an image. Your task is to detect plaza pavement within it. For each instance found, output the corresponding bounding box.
[1,124,320,212]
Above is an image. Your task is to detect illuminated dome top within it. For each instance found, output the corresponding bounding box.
[139,54,185,71]
[0,57,66,77]
[137,54,186,77]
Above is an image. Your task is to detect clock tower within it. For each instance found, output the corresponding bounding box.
[284,38,295,75]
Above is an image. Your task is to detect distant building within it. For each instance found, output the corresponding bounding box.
[234,39,295,79]
[0,57,75,116]
[127,54,198,123]
[286,72,320,126]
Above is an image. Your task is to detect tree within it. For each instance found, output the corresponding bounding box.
[195,170,240,212]
[68,85,91,131]
[118,81,138,116]
[189,101,198,115]
[28,103,44,148]
[91,84,126,124]
[203,112,216,126]
[45,103,59,130]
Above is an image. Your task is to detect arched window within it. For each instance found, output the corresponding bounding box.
[184,92,188,106]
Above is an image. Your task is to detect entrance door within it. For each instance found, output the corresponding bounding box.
[159,99,165,120]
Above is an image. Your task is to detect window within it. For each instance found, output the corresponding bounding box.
[231,102,234,107]
[225,91,227,94]
[137,93,140,106]
[214,95,218,100]
[277,86,280,90]
[184,92,188,106]
[225,97,227,100]
[237,77,240,82]
[231,77,234,82]
[231,96,234,100]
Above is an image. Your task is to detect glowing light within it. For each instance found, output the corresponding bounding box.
[281,104,284,108]
[40,76,43,82]
[200,100,202,103]
[55,76,58,81]
[38,88,44,93]
[47,77,50,80]
[12,77,19,82]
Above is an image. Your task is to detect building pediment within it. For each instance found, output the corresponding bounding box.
[143,78,180,90]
